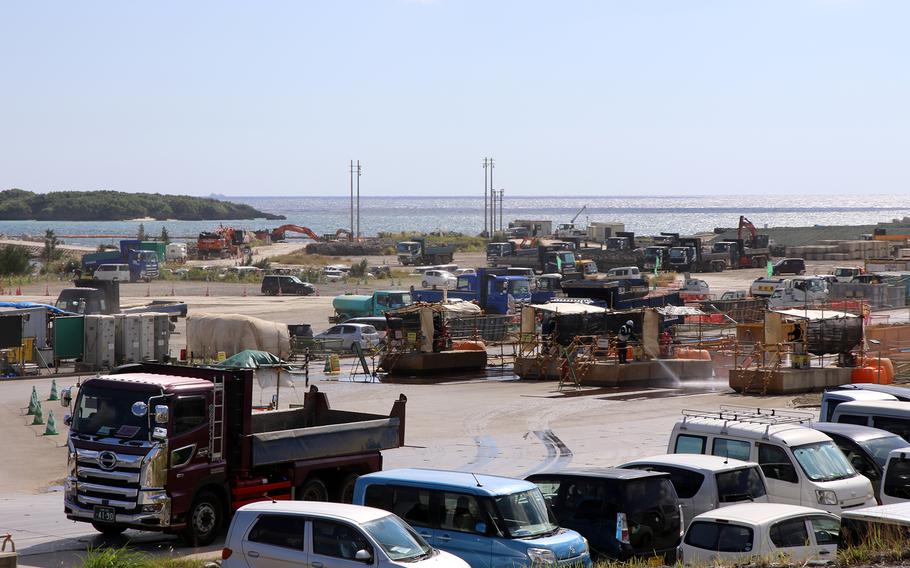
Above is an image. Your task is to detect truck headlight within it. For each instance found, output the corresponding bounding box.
[527,548,557,567]
[138,490,170,513]
[816,490,838,505]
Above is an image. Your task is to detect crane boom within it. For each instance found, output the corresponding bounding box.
[571,205,587,224]
[271,224,322,242]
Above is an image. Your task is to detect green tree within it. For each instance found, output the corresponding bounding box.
[137,223,146,240]
[0,246,31,275]
[43,229,60,263]
[159,226,170,243]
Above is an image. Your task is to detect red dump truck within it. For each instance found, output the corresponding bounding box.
[62,363,406,545]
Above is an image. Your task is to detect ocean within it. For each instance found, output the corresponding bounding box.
[1,195,909,246]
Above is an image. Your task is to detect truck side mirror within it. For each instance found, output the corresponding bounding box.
[60,388,72,407]
[154,404,169,424]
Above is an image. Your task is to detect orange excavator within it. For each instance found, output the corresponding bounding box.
[270,224,322,242]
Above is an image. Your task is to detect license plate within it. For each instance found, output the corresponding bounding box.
[93,506,116,523]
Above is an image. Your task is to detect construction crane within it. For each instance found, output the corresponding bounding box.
[556,205,587,237]
[571,204,587,224]
[270,225,322,242]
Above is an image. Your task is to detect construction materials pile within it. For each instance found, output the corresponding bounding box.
[306,238,391,256]
[785,240,892,261]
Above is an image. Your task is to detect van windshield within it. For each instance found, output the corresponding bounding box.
[492,489,558,538]
[362,514,433,562]
[859,435,910,467]
[793,441,857,481]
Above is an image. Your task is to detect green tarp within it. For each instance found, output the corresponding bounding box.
[214,349,284,369]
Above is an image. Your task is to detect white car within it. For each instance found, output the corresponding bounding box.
[324,268,346,282]
[679,503,840,566]
[315,323,381,352]
[421,269,456,289]
[94,264,131,282]
[222,501,470,568]
[454,268,476,277]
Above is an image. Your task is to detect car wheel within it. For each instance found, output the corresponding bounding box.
[182,491,223,547]
[421,281,428,288]
[299,478,329,501]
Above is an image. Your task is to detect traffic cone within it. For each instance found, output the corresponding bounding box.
[27,387,38,415]
[15,286,21,295]
[32,401,44,425]
[44,411,58,435]
[146,285,151,297]
[205,287,210,297]
[242,287,247,297]
[48,379,58,401]
[324,358,332,373]
[45,283,50,296]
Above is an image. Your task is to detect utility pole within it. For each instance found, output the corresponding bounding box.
[497,188,504,234]
[482,158,489,237]
[356,160,362,239]
[489,158,495,235]
[349,160,354,236]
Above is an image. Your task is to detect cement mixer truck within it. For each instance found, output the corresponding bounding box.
[330,290,413,323]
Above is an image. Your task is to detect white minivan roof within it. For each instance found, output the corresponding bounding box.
[623,453,760,474]
[677,411,828,447]
[836,400,910,417]
[826,390,898,403]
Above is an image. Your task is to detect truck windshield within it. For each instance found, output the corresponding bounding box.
[390,293,412,306]
[396,243,418,254]
[793,441,857,482]
[492,489,558,538]
[362,514,433,562]
[71,383,157,439]
[509,280,531,297]
[669,248,686,260]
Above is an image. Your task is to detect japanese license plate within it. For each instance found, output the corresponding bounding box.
[93,506,116,523]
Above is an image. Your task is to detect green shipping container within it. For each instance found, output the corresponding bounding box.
[139,241,166,260]
[54,316,84,360]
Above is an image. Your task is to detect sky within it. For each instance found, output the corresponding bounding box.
[1,0,908,197]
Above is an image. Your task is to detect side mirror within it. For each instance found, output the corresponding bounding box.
[64,414,73,426]
[474,522,487,535]
[60,388,72,407]
[154,405,169,425]
[354,550,372,563]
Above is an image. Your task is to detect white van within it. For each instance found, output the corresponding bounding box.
[165,242,187,262]
[94,263,130,282]
[669,406,876,512]
[880,448,910,505]
[820,389,897,422]
[767,276,829,309]
[619,454,770,525]
[832,401,910,443]
[679,504,840,567]
[605,266,641,280]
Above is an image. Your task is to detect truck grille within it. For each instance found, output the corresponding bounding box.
[75,449,143,511]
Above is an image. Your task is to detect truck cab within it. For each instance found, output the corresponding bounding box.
[396,241,422,265]
[486,242,513,262]
[332,291,413,322]
[767,276,829,308]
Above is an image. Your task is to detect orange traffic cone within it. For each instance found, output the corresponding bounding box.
[242,287,247,297]
[15,286,21,295]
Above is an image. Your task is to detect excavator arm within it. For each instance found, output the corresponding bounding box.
[271,224,322,242]
[737,215,757,242]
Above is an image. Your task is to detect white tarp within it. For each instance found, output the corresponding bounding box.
[773,309,858,321]
[655,306,707,316]
[441,299,482,315]
[529,303,607,314]
[187,313,291,359]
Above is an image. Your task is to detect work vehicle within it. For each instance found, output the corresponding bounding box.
[620,454,769,525]
[421,270,457,289]
[830,383,910,402]
[412,268,534,314]
[197,229,250,259]
[840,501,910,546]
[880,448,910,504]
[397,238,455,266]
[345,317,390,341]
[720,290,748,300]
[679,504,840,567]
[261,275,316,296]
[831,400,910,441]
[527,468,682,562]
[554,205,587,238]
[314,323,381,352]
[811,422,909,502]
[487,243,576,275]
[668,238,729,273]
[642,246,669,271]
[711,239,769,269]
[833,266,864,282]
[62,364,407,544]
[82,239,160,282]
[353,468,593,568]
[606,232,636,251]
[331,291,412,322]
[270,224,321,242]
[679,279,710,301]
[669,406,876,512]
[165,243,187,263]
[771,258,807,276]
[55,279,187,318]
[94,264,131,282]
[766,276,829,308]
[222,501,469,568]
[820,389,897,422]
[749,277,784,298]
[575,259,598,278]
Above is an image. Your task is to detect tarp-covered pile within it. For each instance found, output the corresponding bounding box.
[187,314,291,359]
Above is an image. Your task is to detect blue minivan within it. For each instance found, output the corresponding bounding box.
[353,468,592,568]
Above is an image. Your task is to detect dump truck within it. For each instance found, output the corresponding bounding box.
[396,237,455,266]
[62,363,407,545]
[668,237,730,272]
[330,290,413,322]
[711,238,770,269]
[412,268,537,314]
[55,279,187,319]
[81,239,160,282]
[487,242,577,275]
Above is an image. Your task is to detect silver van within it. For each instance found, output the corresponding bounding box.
[620,454,769,526]
[831,400,910,442]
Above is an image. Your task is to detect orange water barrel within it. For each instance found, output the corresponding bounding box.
[852,366,891,384]
[860,357,894,383]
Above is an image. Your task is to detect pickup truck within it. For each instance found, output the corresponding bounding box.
[61,363,406,545]
[412,268,537,314]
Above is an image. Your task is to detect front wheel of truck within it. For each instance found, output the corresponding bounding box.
[91,522,126,537]
[183,491,223,547]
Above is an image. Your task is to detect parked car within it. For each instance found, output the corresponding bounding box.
[771,258,806,276]
[605,266,641,280]
[881,448,910,504]
[324,268,346,282]
[833,266,864,283]
[527,468,682,562]
[820,389,897,422]
[222,501,470,568]
[454,268,476,277]
[315,323,381,352]
[354,468,593,568]
[345,316,391,341]
[811,422,910,502]
[261,274,317,296]
[831,400,910,442]
[669,407,876,512]
[619,454,769,525]
[840,501,910,546]
[94,263,131,282]
[831,383,910,402]
[679,504,840,567]
[421,270,457,289]
[720,290,748,300]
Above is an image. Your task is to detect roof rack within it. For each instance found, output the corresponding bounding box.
[682,405,814,426]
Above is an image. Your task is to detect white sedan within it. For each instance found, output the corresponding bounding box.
[315,323,381,352]
[421,269,457,289]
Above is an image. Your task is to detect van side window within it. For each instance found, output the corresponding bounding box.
[712,438,751,462]
[364,484,434,528]
[837,414,868,426]
[247,514,305,550]
[441,492,487,534]
[675,434,706,454]
[758,444,798,483]
[769,517,810,548]
[884,458,910,499]
[641,465,704,499]
[824,400,842,422]
[872,417,910,442]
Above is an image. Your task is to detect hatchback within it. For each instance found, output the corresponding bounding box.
[679,503,840,567]
[222,501,470,568]
[315,323,381,352]
[421,270,457,289]
[771,258,806,276]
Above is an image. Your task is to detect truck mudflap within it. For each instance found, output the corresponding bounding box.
[250,418,402,468]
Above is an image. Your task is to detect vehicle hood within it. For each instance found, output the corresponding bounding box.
[519,528,588,560]
[405,549,471,568]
